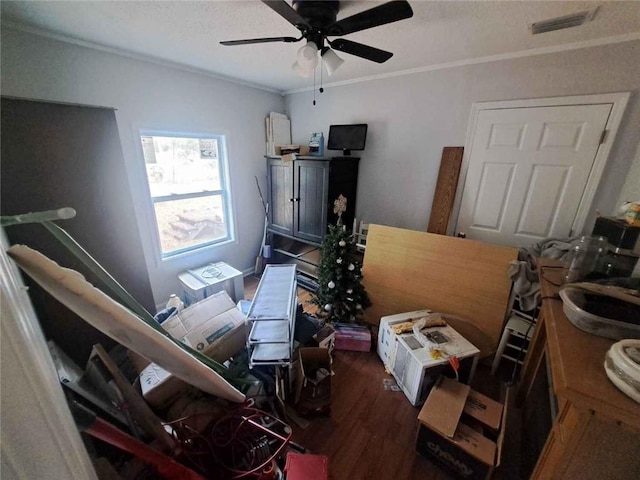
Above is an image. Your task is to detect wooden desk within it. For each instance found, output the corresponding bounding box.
[518,259,640,479]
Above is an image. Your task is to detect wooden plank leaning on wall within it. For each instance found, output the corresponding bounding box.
[361,225,517,350]
[427,147,464,235]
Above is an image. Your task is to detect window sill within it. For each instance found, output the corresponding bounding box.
[159,236,236,264]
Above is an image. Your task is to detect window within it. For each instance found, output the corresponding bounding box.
[139,131,233,258]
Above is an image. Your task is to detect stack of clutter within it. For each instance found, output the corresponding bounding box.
[140,291,249,408]
[265,111,291,156]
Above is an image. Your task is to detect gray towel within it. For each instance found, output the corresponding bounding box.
[518,236,578,266]
[509,237,577,311]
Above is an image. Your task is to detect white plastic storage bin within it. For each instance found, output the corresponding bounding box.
[178,262,244,306]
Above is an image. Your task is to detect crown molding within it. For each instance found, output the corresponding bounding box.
[1,20,285,95]
[284,32,640,95]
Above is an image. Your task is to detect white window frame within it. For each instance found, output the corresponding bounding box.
[138,129,235,260]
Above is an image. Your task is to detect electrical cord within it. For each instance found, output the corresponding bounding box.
[163,413,218,476]
[162,402,291,478]
[210,407,292,478]
[540,295,561,301]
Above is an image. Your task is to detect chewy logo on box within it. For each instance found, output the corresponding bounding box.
[416,376,507,480]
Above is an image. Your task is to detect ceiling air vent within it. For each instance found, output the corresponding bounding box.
[530,7,599,35]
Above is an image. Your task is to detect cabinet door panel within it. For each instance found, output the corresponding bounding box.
[267,159,293,236]
[294,160,329,243]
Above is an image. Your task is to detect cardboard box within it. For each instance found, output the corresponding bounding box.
[464,389,503,432]
[334,323,371,352]
[275,145,300,155]
[313,324,336,352]
[274,145,311,156]
[140,363,187,409]
[161,291,246,357]
[141,292,247,408]
[295,347,332,416]
[416,376,507,480]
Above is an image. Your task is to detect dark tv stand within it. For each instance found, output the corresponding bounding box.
[341,149,352,156]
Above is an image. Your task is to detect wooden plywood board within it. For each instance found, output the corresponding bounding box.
[7,244,246,404]
[361,225,516,348]
[427,147,464,235]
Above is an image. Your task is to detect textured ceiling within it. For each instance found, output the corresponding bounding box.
[2,1,639,93]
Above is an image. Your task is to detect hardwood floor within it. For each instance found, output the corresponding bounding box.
[242,275,524,480]
[292,349,453,480]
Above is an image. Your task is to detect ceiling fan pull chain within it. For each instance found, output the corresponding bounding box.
[313,63,317,106]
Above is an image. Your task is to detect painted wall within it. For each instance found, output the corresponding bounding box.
[1,27,285,307]
[617,141,640,209]
[2,28,639,307]
[286,40,640,236]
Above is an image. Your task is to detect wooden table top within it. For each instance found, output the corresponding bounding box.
[538,258,640,429]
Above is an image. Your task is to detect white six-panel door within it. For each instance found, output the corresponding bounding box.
[456,103,612,246]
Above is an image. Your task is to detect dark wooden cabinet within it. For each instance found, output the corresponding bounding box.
[267,156,359,244]
[267,157,295,237]
[266,156,359,289]
[293,159,330,243]
[268,158,331,244]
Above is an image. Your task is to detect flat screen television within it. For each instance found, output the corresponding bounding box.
[327,124,368,156]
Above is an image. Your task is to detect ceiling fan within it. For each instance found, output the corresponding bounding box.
[220,0,413,77]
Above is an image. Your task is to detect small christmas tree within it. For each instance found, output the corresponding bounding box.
[310,225,371,323]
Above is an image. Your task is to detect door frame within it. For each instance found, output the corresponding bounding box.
[1,231,99,479]
[450,92,630,238]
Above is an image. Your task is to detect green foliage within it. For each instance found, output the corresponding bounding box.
[310,225,371,323]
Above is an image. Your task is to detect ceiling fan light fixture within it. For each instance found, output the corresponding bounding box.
[297,41,319,67]
[221,0,414,80]
[292,60,314,78]
[321,48,344,76]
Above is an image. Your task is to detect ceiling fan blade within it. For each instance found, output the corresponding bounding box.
[220,36,299,46]
[262,0,310,29]
[326,0,413,36]
[330,39,393,63]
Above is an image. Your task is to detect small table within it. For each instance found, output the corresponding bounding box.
[517,258,640,479]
